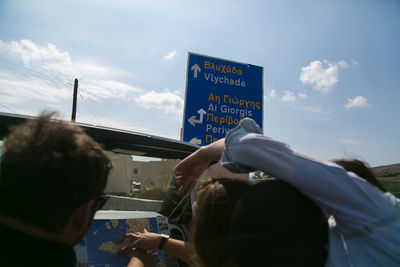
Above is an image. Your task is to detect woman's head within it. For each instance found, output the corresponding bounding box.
[191,177,250,267]
[333,159,386,192]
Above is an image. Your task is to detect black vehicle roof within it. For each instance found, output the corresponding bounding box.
[0,112,198,159]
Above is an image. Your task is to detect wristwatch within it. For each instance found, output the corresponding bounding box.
[158,234,170,250]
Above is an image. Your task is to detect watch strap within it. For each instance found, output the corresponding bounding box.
[158,234,169,250]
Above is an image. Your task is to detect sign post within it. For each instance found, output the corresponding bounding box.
[182,52,263,145]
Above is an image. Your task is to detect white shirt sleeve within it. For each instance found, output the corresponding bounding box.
[221,119,399,229]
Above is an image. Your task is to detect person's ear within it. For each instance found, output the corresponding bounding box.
[71,199,95,230]
[60,199,95,245]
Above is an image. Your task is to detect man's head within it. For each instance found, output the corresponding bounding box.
[0,112,111,238]
[229,180,328,267]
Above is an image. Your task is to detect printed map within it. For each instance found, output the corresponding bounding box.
[74,217,179,267]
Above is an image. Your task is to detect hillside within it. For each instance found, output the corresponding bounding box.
[372,163,400,178]
[372,164,400,196]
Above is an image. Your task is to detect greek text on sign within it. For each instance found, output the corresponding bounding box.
[182,52,263,146]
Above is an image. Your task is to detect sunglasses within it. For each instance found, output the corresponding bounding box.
[93,193,110,211]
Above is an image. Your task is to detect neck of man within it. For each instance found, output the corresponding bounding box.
[0,214,66,244]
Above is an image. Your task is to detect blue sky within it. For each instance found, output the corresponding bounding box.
[0,0,399,166]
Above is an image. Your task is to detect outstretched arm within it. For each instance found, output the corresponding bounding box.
[126,250,155,267]
[222,124,397,226]
[162,238,197,265]
[174,139,225,194]
[122,229,198,265]
[173,118,263,193]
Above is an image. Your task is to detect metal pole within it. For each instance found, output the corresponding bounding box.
[71,78,78,122]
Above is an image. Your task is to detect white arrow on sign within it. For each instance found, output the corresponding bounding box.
[188,108,207,126]
[191,64,201,78]
[189,137,202,145]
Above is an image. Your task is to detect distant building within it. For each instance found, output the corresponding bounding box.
[104,152,134,195]
[104,152,179,195]
[132,159,180,191]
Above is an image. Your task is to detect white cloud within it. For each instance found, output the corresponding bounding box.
[293,106,331,115]
[0,71,70,104]
[344,96,369,109]
[298,92,307,98]
[269,89,276,98]
[338,139,359,145]
[280,90,296,102]
[264,88,276,102]
[135,90,183,114]
[79,79,141,101]
[0,39,139,105]
[163,50,177,60]
[300,60,347,93]
[0,39,71,64]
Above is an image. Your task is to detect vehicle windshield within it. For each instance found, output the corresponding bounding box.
[104,150,178,201]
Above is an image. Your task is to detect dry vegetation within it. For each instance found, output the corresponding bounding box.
[373,163,400,197]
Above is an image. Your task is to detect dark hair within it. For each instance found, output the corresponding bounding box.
[191,178,250,267]
[333,159,386,192]
[0,112,112,233]
[229,180,328,267]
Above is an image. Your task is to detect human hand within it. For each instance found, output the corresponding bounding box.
[121,228,162,252]
[173,149,210,195]
[174,139,226,194]
[126,249,156,267]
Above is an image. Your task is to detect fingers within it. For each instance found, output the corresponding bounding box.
[125,233,135,237]
[125,233,141,239]
[177,182,189,195]
[175,174,187,195]
[173,168,182,176]
[177,185,184,195]
[176,179,183,189]
[119,244,137,254]
[174,175,180,184]
[146,249,157,256]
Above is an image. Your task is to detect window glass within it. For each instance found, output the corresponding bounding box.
[104,150,179,202]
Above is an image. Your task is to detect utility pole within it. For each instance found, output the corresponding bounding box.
[71,78,78,122]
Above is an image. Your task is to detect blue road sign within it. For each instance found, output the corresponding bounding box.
[182,52,263,146]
